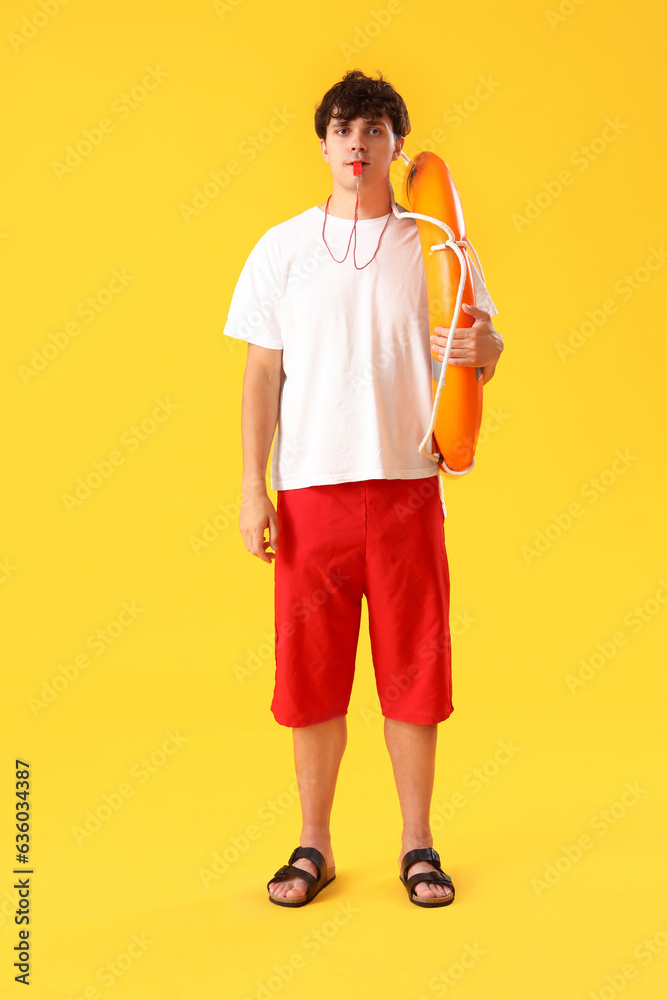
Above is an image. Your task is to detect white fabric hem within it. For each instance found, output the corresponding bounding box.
[271,468,440,491]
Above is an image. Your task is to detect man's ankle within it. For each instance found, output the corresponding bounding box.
[401,830,433,847]
[300,827,332,843]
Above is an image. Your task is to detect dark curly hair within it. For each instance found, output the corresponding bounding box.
[314,69,411,141]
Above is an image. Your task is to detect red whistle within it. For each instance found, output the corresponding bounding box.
[352,161,363,176]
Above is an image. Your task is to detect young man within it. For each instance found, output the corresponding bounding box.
[224,70,503,907]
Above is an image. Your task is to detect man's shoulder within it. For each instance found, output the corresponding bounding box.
[255,206,319,247]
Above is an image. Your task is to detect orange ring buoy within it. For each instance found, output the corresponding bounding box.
[400,151,483,478]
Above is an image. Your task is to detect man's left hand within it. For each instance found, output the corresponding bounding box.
[431,303,504,385]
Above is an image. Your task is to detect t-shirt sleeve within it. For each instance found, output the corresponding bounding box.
[222,231,284,349]
[470,261,498,317]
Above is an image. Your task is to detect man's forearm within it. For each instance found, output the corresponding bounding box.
[241,367,281,497]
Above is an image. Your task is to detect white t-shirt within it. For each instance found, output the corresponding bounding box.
[223,203,498,491]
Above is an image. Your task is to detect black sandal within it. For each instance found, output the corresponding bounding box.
[399,847,455,907]
[267,846,336,907]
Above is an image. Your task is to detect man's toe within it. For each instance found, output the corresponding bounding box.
[286,883,305,897]
[408,863,453,899]
[270,877,306,898]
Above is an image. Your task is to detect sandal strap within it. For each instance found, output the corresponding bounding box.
[401,846,441,882]
[269,863,317,890]
[406,869,454,894]
[289,845,325,881]
[267,845,329,899]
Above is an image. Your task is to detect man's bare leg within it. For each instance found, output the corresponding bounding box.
[268,715,346,899]
[384,717,453,900]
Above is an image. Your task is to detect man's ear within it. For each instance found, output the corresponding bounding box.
[392,135,405,161]
[320,137,329,163]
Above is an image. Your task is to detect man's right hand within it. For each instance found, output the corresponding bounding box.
[239,492,279,563]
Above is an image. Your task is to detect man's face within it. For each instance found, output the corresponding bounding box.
[320,112,403,189]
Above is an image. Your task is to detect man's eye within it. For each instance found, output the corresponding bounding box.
[334,126,381,135]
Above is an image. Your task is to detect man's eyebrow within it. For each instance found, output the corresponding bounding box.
[330,117,386,126]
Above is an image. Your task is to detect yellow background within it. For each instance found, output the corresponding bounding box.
[2,0,666,996]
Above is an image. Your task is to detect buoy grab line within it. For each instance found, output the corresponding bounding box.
[389,154,483,477]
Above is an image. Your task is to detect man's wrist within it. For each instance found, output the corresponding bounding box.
[242,477,269,500]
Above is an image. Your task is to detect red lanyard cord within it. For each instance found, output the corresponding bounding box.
[321,186,392,269]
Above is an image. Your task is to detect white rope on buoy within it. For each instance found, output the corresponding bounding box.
[389,153,485,487]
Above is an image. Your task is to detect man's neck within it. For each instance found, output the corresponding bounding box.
[322,182,392,220]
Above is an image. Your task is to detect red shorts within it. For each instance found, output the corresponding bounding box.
[271,477,453,727]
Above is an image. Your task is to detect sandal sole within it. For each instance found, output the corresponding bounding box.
[399,876,455,908]
[268,872,336,907]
